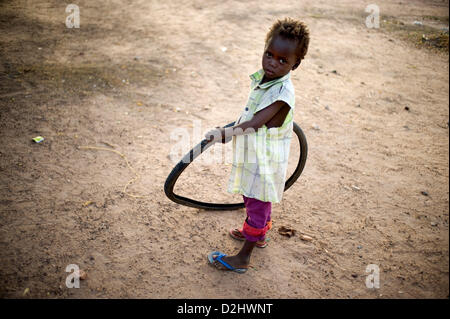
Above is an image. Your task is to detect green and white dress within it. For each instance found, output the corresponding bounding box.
[227,69,296,203]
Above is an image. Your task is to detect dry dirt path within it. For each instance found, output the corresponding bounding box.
[0,0,448,298]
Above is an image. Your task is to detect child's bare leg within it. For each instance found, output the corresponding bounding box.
[213,240,257,269]
[230,228,268,247]
[212,196,271,270]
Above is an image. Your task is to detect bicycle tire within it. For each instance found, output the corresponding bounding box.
[164,121,307,210]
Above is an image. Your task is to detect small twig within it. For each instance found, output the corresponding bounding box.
[100,141,117,149]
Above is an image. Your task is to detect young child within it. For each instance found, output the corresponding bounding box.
[205,18,310,273]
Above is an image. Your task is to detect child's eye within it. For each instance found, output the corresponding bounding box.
[266,52,273,57]
[279,59,286,64]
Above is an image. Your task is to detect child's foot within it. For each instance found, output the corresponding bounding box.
[210,253,249,271]
[229,228,269,248]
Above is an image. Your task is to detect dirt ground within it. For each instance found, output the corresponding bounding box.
[0,0,448,299]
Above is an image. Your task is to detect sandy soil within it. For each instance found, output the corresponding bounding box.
[0,0,448,299]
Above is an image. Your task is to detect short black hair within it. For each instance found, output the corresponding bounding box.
[265,17,310,61]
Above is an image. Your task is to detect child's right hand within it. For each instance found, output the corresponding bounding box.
[204,127,222,143]
[205,127,232,144]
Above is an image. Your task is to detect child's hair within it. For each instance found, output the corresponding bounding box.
[265,17,310,61]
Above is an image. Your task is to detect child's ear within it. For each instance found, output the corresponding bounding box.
[292,59,301,71]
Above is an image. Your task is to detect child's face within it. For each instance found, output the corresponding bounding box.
[262,35,300,80]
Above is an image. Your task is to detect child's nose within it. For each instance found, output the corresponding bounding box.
[268,59,277,68]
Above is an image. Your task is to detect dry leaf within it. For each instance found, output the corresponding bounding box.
[278,226,296,237]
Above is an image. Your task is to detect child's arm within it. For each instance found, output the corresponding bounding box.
[205,100,288,143]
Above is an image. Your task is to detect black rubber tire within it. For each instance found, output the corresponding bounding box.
[164,121,308,210]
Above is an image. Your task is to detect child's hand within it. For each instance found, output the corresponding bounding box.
[205,127,222,143]
[205,127,231,144]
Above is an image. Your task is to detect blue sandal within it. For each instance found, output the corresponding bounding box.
[207,251,248,273]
